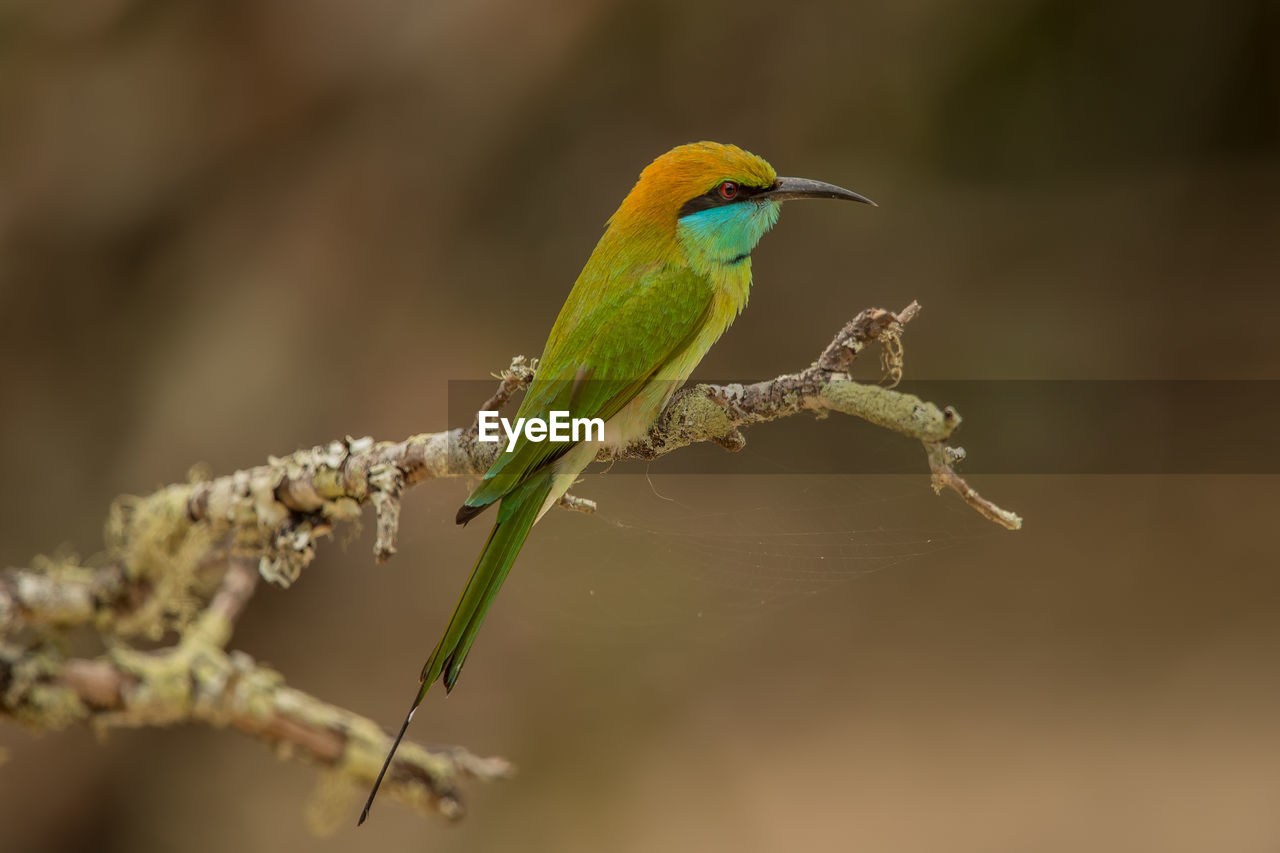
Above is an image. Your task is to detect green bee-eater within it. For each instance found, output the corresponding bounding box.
[360,141,873,822]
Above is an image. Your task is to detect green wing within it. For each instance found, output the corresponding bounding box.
[462,261,713,515]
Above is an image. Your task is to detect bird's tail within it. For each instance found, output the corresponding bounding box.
[359,469,552,825]
[423,469,552,693]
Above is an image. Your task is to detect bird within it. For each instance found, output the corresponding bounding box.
[359,141,873,823]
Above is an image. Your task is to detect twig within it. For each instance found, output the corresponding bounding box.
[557,493,598,515]
[925,444,1023,530]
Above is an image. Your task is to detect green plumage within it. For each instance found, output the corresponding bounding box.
[438,256,718,703]
[463,261,715,515]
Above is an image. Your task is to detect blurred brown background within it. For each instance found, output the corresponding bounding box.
[2,1,1278,851]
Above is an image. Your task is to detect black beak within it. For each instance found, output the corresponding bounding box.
[764,176,876,207]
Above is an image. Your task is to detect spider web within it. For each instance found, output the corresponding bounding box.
[520,473,994,638]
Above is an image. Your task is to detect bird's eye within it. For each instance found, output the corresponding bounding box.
[718,181,739,200]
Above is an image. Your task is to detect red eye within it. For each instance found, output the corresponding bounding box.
[718,181,739,200]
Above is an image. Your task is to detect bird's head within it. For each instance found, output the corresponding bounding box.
[609,141,873,276]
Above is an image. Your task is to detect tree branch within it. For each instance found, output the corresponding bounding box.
[0,301,1020,829]
[0,557,513,827]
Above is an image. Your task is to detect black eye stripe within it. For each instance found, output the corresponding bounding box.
[677,181,775,219]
